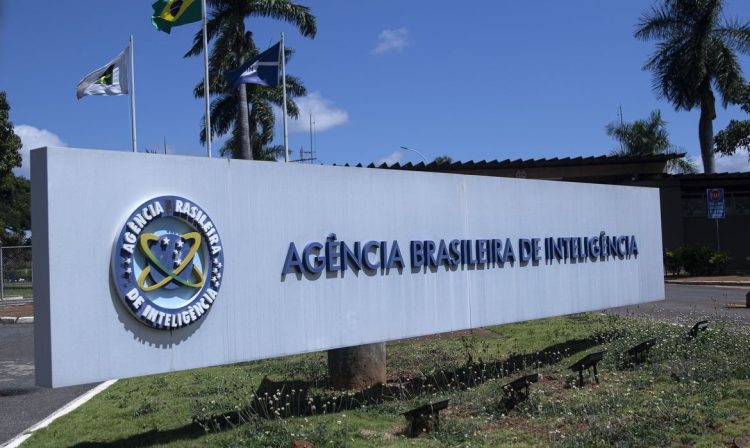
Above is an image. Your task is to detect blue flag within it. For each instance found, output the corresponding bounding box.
[227,43,281,89]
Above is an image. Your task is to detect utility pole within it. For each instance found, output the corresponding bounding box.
[617,104,625,153]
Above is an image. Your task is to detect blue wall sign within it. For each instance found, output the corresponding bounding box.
[707,188,725,219]
[282,232,638,276]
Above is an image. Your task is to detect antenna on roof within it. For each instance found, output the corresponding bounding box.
[291,114,317,163]
[617,104,625,153]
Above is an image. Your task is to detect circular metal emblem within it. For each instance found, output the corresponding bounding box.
[112,196,224,330]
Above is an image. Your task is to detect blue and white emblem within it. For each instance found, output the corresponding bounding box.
[112,196,224,330]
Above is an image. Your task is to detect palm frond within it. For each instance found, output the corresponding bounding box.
[199,93,238,144]
[245,0,317,37]
[715,20,750,54]
[188,0,315,157]
[635,4,687,41]
[666,155,699,174]
[605,110,673,155]
[711,40,745,107]
[254,144,285,161]
[184,12,225,58]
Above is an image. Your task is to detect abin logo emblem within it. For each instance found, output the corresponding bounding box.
[112,196,224,329]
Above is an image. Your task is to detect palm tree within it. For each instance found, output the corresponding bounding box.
[606,110,698,173]
[184,0,316,160]
[193,50,307,160]
[635,0,750,174]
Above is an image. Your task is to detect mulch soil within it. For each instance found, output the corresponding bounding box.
[0,303,33,318]
[393,328,502,344]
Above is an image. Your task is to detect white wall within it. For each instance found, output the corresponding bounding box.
[32,147,664,387]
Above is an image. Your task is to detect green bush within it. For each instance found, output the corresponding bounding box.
[664,250,681,276]
[680,246,715,276]
[663,246,731,276]
[709,251,731,274]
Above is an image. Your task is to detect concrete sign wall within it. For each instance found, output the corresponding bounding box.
[32,147,664,387]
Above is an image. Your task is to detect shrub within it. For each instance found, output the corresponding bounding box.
[664,250,681,276]
[709,251,731,274]
[663,246,731,276]
[680,246,715,276]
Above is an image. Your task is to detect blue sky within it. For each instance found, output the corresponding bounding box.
[2,0,750,177]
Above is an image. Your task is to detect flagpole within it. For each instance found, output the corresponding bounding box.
[129,35,137,153]
[201,0,212,158]
[281,32,289,163]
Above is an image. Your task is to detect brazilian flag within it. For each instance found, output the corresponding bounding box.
[151,0,201,34]
[96,65,115,86]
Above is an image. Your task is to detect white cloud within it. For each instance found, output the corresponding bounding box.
[372,28,410,55]
[288,92,348,133]
[690,151,750,173]
[13,125,66,178]
[376,150,404,166]
[714,151,750,173]
[677,153,703,174]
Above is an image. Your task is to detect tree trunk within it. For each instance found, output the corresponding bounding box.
[236,84,252,160]
[328,342,386,390]
[699,80,716,174]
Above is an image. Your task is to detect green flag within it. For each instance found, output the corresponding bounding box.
[151,0,201,34]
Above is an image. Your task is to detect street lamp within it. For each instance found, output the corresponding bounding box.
[400,146,429,164]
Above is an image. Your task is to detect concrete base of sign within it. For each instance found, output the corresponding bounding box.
[327,343,386,390]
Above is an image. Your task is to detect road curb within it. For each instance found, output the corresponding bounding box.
[665,280,750,287]
[1,379,117,448]
[0,316,33,324]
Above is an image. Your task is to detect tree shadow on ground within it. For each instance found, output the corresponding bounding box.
[73,332,614,446]
[200,332,614,429]
[71,424,205,448]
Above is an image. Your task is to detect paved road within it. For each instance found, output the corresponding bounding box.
[607,283,750,330]
[0,324,95,446]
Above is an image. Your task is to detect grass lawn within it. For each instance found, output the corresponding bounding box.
[2,282,33,298]
[23,313,750,447]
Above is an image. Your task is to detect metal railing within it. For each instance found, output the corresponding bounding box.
[0,245,32,301]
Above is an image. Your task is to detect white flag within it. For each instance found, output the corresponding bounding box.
[76,47,130,99]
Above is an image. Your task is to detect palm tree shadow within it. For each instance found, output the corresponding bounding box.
[74,332,613,446]
[198,332,613,430]
[71,424,205,448]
